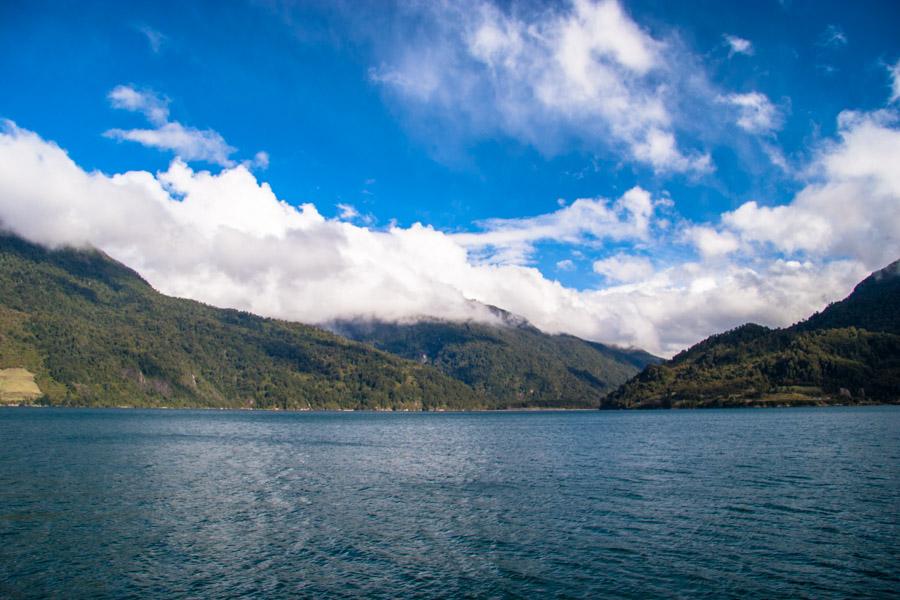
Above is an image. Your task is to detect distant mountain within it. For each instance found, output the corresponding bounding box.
[331,310,661,409]
[0,233,480,409]
[606,260,900,408]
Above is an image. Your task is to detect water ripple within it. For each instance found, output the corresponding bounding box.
[0,407,898,598]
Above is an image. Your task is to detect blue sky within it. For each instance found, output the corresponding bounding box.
[1,0,899,355]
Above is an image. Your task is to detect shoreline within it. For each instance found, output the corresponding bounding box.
[1,403,897,413]
[0,404,604,412]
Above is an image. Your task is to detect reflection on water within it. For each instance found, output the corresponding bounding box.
[1,407,898,598]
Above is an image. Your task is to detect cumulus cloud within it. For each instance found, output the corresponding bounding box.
[724,34,753,56]
[370,0,712,174]
[632,128,714,173]
[556,259,575,271]
[720,92,782,134]
[687,109,900,269]
[684,226,740,258]
[593,254,654,282]
[454,186,659,264]
[0,118,894,357]
[0,121,484,323]
[104,85,239,167]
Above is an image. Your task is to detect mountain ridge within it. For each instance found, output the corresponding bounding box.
[0,232,658,409]
[0,233,481,409]
[330,316,660,409]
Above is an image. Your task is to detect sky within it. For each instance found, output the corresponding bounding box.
[0,0,899,356]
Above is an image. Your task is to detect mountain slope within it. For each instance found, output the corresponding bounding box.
[331,313,661,409]
[0,233,482,409]
[606,261,900,408]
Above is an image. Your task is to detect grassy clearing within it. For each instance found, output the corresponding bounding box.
[0,368,42,403]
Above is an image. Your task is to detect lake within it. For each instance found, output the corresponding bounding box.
[1,407,898,598]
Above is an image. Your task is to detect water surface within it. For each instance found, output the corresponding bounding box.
[1,407,898,598]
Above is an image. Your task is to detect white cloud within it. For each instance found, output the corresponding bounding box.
[593,254,654,282]
[370,0,712,174]
[685,226,740,258]
[555,0,658,74]
[556,259,575,271]
[0,122,484,324]
[719,110,900,266]
[336,203,359,220]
[104,85,239,167]
[335,202,375,225]
[0,119,894,357]
[108,85,169,126]
[105,123,237,166]
[720,92,782,134]
[577,259,868,355]
[454,186,659,264]
[889,59,900,104]
[252,151,270,170]
[632,128,713,173]
[724,34,753,56]
[761,141,791,172]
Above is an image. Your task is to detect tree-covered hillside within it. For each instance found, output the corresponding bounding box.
[0,233,482,409]
[606,260,900,408]
[798,260,900,335]
[331,314,660,409]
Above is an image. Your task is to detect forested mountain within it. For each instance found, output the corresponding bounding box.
[606,260,900,408]
[16,227,888,412]
[798,261,900,335]
[0,233,657,410]
[0,233,480,409]
[331,314,661,409]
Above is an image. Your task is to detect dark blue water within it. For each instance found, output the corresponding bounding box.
[1,407,898,598]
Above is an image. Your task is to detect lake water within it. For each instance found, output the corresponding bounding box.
[1,407,898,598]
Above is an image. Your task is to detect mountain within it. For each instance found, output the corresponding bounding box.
[606,260,900,408]
[798,260,900,334]
[0,233,482,409]
[330,310,661,409]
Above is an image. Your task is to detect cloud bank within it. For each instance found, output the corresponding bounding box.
[1,106,897,357]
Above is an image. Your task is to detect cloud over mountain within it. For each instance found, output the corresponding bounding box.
[2,102,897,356]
